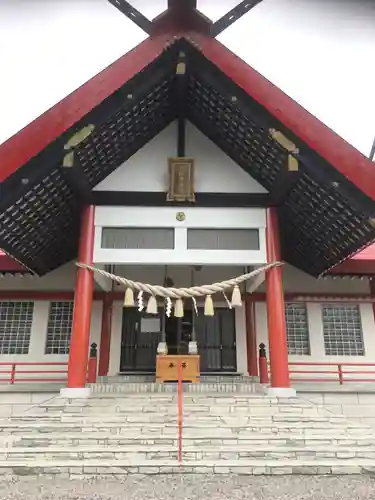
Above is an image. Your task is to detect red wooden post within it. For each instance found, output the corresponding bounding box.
[265,208,291,391]
[67,205,95,389]
[258,343,269,384]
[98,293,113,376]
[10,364,16,384]
[338,364,344,385]
[87,343,98,384]
[245,295,258,376]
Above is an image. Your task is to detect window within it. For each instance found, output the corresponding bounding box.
[187,229,260,250]
[45,302,74,354]
[0,301,34,354]
[101,228,174,249]
[322,304,364,356]
[285,303,310,355]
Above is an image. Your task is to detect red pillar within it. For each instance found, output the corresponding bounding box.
[265,207,291,390]
[98,293,113,377]
[245,295,258,376]
[67,205,95,389]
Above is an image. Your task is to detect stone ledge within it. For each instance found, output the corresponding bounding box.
[0,459,370,476]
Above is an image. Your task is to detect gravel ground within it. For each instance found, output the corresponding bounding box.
[0,475,375,500]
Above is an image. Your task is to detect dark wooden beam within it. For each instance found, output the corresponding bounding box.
[93,191,270,207]
[176,51,187,156]
[210,1,264,37]
[370,136,375,162]
[61,152,93,203]
[268,162,300,205]
[107,0,152,34]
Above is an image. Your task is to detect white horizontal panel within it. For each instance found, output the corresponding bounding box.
[95,206,266,229]
[94,249,267,266]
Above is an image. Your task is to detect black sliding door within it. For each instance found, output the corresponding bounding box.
[120,308,160,372]
[195,309,237,372]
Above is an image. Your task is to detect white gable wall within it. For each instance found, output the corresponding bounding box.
[94,121,267,194]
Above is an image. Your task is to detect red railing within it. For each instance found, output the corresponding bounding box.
[288,362,375,384]
[0,362,68,384]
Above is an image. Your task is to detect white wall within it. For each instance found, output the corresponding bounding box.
[94,121,267,193]
[0,300,102,381]
[94,206,267,265]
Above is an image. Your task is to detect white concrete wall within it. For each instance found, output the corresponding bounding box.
[94,121,267,194]
[0,299,102,382]
[94,206,267,266]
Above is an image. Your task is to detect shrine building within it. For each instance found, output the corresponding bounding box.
[0,0,375,398]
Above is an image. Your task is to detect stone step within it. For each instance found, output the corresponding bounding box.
[9,413,352,424]
[1,418,371,431]
[40,403,339,414]
[90,383,260,394]
[0,459,372,476]
[3,434,375,447]
[2,445,375,461]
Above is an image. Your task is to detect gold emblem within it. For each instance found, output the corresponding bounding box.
[176,212,186,222]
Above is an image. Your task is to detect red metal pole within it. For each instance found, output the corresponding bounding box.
[177,361,183,464]
[98,293,113,376]
[67,205,95,389]
[265,208,290,389]
[245,295,258,376]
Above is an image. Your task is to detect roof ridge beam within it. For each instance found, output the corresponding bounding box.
[210,1,264,38]
[107,0,153,34]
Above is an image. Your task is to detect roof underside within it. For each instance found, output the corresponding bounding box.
[0,37,375,277]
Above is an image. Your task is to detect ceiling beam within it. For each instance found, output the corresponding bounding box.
[107,0,153,34]
[92,191,270,207]
[210,0,264,37]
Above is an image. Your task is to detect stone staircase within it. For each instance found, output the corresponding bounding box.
[0,383,375,477]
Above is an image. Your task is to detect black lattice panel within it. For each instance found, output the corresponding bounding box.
[76,77,176,188]
[279,168,375,276]
[0,168,79,273]
[186,75,286,191]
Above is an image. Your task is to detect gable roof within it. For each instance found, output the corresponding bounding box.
[0,32,374,277]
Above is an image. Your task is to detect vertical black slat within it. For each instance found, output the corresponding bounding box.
[120,309,160,372]
[196,310,223,372]
[219,309,237,371]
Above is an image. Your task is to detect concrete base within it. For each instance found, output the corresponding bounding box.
[188,341,198,354]
[157,342,168,355]
[60,387,91,399]
[267,386,297,398]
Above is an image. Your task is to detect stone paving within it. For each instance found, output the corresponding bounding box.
[0,475,375,499]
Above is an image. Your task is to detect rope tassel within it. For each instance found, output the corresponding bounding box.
[174,298,184,318]
[123,288,135,307]
[231,285,242,307]
[146,295,158,315]
[204,295,214,316]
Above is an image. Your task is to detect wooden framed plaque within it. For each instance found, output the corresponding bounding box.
[167,157,195,202]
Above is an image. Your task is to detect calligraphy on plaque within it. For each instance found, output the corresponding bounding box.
[167,158,195,203]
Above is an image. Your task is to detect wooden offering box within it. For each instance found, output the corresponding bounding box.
[156,355,200,383]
